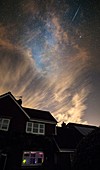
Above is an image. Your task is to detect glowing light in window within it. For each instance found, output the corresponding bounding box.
[22,151,44,166]
[23,159,26,164]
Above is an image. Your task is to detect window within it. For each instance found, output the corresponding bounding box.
[0,118,10,131]
[0,154,7,170]
[26,122,45,135]
[22,151,44,166]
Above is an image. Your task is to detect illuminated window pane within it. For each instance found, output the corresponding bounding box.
[22,151,44,166]
[31,153,36,157]
[22,159,27,165]
[24,153,30,157]
[38,158,42,163]
[30,158,36,164]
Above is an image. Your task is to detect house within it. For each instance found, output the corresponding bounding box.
[53,122,98,170]
[0,92,57,170]
[0,92,98,170]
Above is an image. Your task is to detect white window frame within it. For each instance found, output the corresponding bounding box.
[22,151,44,166]
[26,122,45,135]
[1,153,7,170]
[0,118,10,131]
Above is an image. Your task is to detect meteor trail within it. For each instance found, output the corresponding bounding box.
[72,5,81,22]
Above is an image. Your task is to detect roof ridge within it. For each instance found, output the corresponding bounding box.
[23,107,57,123]
[67,122,97,128]
[0,91,12,98]
[23,106,50,113]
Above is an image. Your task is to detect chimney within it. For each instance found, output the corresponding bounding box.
[61,122,66,128]
[17,99,22,106]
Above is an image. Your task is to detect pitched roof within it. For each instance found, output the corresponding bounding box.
[0,92,57,124]
[0,92,30,119]
[54,123,98,152]
[54,126,82,151]
[67,122,97,136]
[23,107,57,124]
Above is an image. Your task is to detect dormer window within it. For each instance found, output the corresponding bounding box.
[26,122,45,135]
[0,118,10,131]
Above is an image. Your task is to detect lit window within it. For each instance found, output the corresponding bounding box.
[0,118,10,131]
[26,122,45,135]
[22,151,44,166]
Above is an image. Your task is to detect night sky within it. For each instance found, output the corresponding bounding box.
[0,0,100,126]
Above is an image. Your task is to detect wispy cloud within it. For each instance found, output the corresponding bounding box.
[0,1,92,126]
[56,87,90,125]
